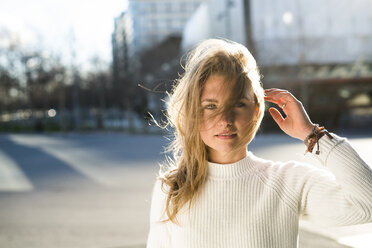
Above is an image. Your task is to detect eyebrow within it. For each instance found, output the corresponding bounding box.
[201,99,218,103]
[201,97,252,103]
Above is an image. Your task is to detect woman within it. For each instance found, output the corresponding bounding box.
[146,39,372,247]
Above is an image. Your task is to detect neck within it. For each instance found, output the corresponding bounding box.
[208,149,248,164]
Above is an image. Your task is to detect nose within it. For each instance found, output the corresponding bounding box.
[219,110,234,126]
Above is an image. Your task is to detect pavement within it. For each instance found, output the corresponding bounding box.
[0,132,371,248]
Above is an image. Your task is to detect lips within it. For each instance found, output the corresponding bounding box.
[215,132,237,139]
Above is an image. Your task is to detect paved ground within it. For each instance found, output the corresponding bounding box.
[0,132,371,248]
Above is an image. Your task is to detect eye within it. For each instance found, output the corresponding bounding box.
[235,102,246,108]
[204,104,217,110]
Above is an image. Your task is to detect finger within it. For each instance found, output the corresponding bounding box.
[264,88,286,92]
[266,92,297,110]
[264,98,286,111]
[264,88,288,95]
[268,107,285,128]
[265,91,290,100]
[265,90,285,98]
[264,94,287,107]
[264,96,280,105]
[266,97,295,117]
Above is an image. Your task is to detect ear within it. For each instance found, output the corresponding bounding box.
[255,106,259,116]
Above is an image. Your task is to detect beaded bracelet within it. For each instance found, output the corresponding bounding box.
[304,124,333,155]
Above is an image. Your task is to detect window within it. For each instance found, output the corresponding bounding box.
[151,3,156,13]
[166,3,172,12]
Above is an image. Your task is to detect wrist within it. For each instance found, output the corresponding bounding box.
[300,123,316,142]
[303,124,333,155]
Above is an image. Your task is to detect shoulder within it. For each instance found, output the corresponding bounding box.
[250,153,331,181]
[149,178,169,222]
[249,153,335,201]
[151,178,169,203]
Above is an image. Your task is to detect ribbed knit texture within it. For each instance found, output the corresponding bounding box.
[147,134,372,248]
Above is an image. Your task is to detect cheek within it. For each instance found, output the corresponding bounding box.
[200,113,217,131]
[199,125,210,147]
[200,117,217,144]
[235,107,256,126]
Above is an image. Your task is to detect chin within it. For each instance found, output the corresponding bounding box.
[215,146,235,155]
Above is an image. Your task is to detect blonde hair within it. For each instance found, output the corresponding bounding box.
[159,39,265,224]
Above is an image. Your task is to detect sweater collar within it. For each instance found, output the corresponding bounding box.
[207,152,257,179]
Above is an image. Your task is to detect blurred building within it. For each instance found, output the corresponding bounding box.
[183,0,372,66]
[111,0,205,91]
[128,0,204,55]
[182,0,372,131]
[112,11,135,86]
[251,0,372,66]
[182,0,247,52]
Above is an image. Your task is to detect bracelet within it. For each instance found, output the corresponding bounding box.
[304,124,333,155]
[303,124,317,146]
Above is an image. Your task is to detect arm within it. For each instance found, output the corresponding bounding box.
[147,179,172,248]
[265,88,372,226]
[301,133,372,226]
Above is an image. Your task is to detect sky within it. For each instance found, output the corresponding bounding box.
[0,0,128,69]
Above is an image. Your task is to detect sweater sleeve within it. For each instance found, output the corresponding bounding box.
[146,179,172,248]
[300,133,372,226]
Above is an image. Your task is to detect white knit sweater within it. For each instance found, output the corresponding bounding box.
[146,134,372,248]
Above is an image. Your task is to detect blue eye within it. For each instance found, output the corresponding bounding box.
[204,104,217,110]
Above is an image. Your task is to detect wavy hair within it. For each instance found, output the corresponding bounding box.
[158,39,265,224]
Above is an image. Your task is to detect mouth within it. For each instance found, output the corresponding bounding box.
[215,132,237,139]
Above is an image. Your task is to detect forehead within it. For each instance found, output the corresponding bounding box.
[201,74,253,101]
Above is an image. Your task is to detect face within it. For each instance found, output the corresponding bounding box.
[200,74,257,164]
